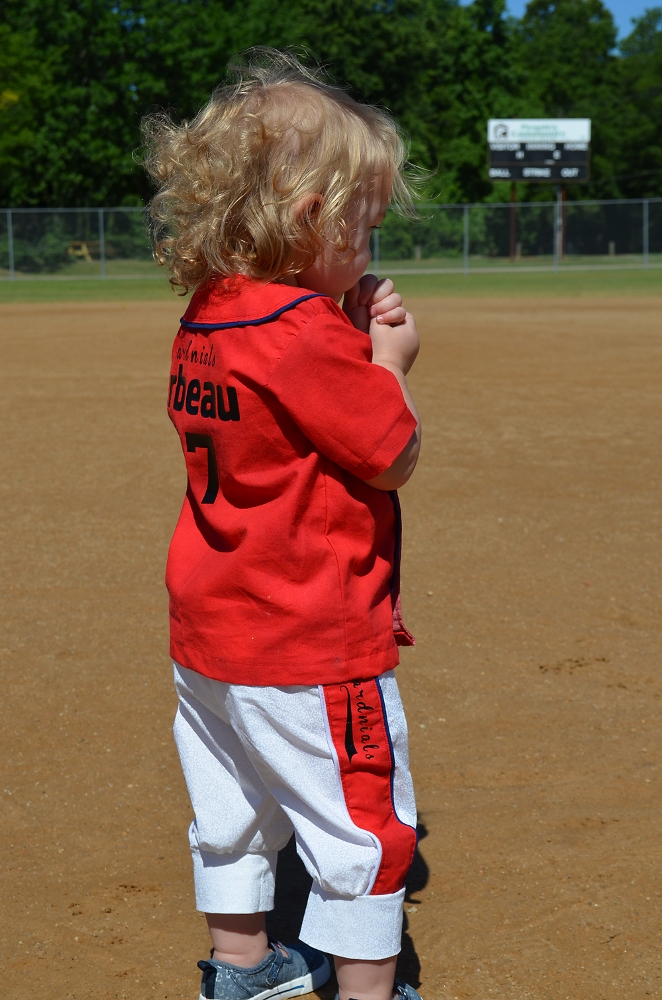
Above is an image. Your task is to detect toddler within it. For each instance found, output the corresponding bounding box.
[144,48,423,1000]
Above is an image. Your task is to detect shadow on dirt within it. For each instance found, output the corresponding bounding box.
[267,821,429,991]
[399,821,429,989]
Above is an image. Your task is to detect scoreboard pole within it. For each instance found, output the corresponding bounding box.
[553,186,567,270]
[554,187,559,271]
[509,183,517,262]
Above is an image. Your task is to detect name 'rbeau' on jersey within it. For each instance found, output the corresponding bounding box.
[168,363,240,421]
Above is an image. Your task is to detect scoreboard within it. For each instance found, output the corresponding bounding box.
[487,119,591,183]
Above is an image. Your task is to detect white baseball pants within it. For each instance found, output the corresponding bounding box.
[173,662,417,960]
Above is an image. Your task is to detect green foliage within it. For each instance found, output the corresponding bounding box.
[12,226,72,273]
[615,8,662,197]
[518,0,618,115]
[104,211,153,259]
[380,208,466,260]
[0,24,56,205]
[2,0,662,207]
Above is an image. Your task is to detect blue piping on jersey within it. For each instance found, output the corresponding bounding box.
[179,292,325,332]
[389,489,402,597]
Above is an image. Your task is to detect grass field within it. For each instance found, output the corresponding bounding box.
[1,266,661,303]
[3,293,662,999]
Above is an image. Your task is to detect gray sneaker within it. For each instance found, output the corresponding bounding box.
[392,984,423,1000]
[335,982,423,1000]
[198,939,330,999]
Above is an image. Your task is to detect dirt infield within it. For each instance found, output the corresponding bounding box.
[2,295,662,1000]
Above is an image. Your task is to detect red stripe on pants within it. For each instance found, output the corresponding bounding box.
[323,678,416,895]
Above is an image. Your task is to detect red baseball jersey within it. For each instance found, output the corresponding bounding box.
[166,276,416,686]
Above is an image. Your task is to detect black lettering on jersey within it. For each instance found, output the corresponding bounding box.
[169,365,240,421]
[185,433,219,504]
[173,364,186,411]
[185,378,201,414]
[176,339,216,368]
[201,344,216,367]
[217,385,240,422]
[201,382,216,418]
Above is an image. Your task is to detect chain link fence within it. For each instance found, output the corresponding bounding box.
[374,197,662,275]
[0,207,155,280]
[1,199,661,280]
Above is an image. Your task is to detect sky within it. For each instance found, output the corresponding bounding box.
[481,0,654,40]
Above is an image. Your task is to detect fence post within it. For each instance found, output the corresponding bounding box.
[7,209,15,281]
[463,204,469,274]
[553,188,561,272]
[98,208,106,279]
[509,184,517,262]
[373,226,380,277]
[643,199,649,271]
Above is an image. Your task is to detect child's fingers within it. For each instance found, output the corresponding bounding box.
[357,274,380,306]
[375,305,407,325]
[369,291,403,317]
[342,281,362,312]
[366,277,395,305]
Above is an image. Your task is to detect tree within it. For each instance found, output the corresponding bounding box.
[616,8,662,197]
[3,0,662,206]
[0,25,55,205]
[297,0,530,202]
[514,0,625,199]
[0,0,300,206]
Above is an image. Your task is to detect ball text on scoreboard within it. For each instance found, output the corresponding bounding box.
[487,119,591,183]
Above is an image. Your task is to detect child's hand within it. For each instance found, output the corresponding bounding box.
[343,274,418,373]
[366,276,407,326]
[369,309,419,376]
[342,275,406,333]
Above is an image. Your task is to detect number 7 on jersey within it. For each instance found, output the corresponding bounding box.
[185,433,219,504]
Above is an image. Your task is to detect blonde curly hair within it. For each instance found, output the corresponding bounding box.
[141,48,416,293]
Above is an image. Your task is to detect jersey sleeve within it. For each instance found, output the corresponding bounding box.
[267,307,417,480]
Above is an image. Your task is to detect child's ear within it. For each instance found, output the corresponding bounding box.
[294,193,324,222]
